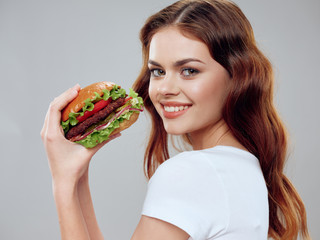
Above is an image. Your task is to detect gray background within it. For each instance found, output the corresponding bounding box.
[0,0,319,239]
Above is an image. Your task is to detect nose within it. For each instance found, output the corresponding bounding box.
[157,73,180,97]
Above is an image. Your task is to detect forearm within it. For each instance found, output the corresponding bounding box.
[53,181,90,240]
[78,171,104,240]
[41,84,107,240]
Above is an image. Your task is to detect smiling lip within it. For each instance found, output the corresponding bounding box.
[160,101,192,119]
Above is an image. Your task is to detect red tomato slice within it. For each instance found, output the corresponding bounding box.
[125,96,132,103]
[76,98,112,123]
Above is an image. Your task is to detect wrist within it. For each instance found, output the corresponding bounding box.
[52,178,78,199]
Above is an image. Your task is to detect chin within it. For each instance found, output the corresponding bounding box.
[163,122,191,136]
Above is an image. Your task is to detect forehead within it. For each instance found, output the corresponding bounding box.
[149,27,211,63]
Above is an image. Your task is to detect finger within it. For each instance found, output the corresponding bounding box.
[52,84,81,112]
[41,94,58,140]
[40,107,50,140]
[47,84,81,134]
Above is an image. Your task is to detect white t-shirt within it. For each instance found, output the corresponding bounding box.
[142,146,269,240]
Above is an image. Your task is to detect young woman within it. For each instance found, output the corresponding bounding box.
[41,0,310,239]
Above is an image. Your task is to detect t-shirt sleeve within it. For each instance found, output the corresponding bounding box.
[141,152,229,240]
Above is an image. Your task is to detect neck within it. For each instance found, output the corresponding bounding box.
[189,119,248,151]
[189,118,230,150]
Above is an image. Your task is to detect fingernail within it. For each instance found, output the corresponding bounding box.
[74,83,80,90]
[71,84,80,94]
[72,86,79,94]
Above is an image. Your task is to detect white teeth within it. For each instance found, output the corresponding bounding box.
[164,105,189,112]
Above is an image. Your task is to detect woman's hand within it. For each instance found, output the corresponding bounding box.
[41,84,116,240]
[40,84,119,185]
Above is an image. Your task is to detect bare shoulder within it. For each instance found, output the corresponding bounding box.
[131,215,189,240]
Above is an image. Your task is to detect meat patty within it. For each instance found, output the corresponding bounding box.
[66,98,126,140]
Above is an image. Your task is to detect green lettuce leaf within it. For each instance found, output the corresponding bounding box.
[128,88,144,109]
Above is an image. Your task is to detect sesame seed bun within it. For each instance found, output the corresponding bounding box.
[61,81,116,122]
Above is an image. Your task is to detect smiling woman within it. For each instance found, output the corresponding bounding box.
[148,27,232,147]
[133,0,310,239]
[41,0,310,240]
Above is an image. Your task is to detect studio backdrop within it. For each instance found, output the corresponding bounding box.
[0,0,319,239]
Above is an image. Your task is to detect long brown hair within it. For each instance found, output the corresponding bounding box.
[132,0,310,239]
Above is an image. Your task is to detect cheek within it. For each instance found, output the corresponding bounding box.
[189,79,228,112]
[148,81,157,106]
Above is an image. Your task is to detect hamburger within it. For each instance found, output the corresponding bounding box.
[61,81,143,148]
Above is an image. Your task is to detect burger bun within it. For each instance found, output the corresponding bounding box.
[62,81,116,122]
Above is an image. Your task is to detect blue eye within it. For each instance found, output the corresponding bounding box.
[181,68,199,77]
[150,69,166,77]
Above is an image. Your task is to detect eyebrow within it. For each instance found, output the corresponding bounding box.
[148,58,205,67]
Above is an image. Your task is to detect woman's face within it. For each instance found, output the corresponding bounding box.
[148,27,230,138]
